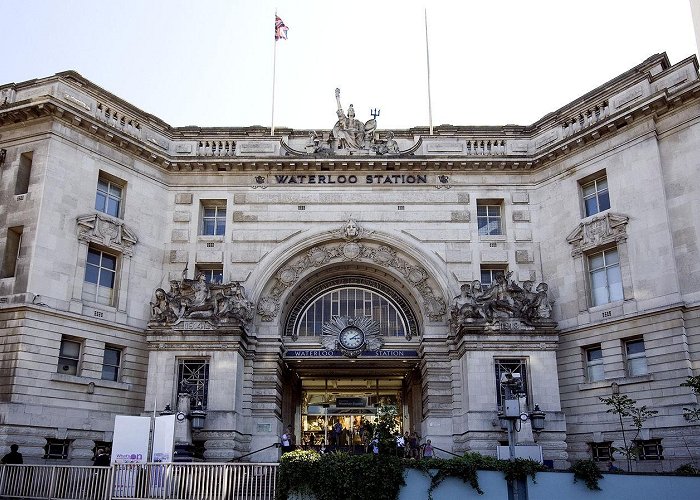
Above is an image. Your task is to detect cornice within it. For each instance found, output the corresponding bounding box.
[1,54,698,175]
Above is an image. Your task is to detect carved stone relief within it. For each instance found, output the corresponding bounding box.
[566,212,629,257]
[257,220,447,322]
[76,213,138,255]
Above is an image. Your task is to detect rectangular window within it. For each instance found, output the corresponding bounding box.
[95,176,123,218]
[1,226,23,278]
[102,346,122,381]
[196,267,223,285]
[177,359,209,409]
[15,151,32,195]
[201,203,226,236]
[582,175,610,217]
[585,346,605,382]
[83,247,118,305]
[477,202,503,236]
[635,439,663,460]
[588,248,623,306]
[625,339,648,377]
[590,441,614,462]
[57,337,81,375]
[494,359,528,408]
[480,267,505,287]
[44,439,72,460]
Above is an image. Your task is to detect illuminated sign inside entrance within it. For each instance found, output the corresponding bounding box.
[285,349,419,358]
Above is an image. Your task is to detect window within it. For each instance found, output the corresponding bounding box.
[477,202,503,236]
[1,226,23,278]
[58,337,81,376]
[44,439,72,460]
[588,248,623,306]
[177,359,209,409]
[582,175,610,217]
[585,346,604,382]
[494,359,528,408]
[590,441,614,462]
[196,267,223,285]
[102,347,122,381]
[480,267,505,287]
[625,339,648,377]
[83,247,118,305]
[201,203,226,236]
[15,151,32,195]
[95,176,123,218]
[635,439,663,460]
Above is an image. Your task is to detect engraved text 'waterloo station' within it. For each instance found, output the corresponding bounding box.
[273,174,428,185]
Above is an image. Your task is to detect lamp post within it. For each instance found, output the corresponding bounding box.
[171,392,208,462]
[498,372,546,500]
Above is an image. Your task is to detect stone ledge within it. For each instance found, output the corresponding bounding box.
[578,373,654,391]
[50,372,131,391]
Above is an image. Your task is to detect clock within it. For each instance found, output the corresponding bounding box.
[339,326,365,350]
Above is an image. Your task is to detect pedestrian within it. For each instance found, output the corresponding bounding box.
[422,439,434,459]
[1,444,23,464]
[409,431,420,459]
[93,448,110,467]
[371,435,379,456]
[395,432,405,457]
[280,425,294,454]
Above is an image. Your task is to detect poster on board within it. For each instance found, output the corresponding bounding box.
[112,415,150,497]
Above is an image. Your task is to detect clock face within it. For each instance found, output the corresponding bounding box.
[339,326,365,350]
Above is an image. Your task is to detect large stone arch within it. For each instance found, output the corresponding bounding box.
[251,220,452,330]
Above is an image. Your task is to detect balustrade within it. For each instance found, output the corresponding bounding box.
[96,103,142,138]
[465,139,506,155]
[197,140,236,156]
[561,101,609,138]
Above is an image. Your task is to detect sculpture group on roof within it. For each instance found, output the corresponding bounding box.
[303,89,401,156]
[450,272,552,331]
[150,269,254,326]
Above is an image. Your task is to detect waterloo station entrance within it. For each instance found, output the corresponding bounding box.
[278,271,425,451]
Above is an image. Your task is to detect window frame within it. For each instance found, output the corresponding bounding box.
[57,336,82,376]
[584,346,605,382]
[587,247,623,307]
[195,266,224,285]
[101,346,123,382]
[494,358,529,409]
[95,174,124,219]
[83,246,119,306]
[1,226,23,279]
[15,151,33,195]
[624,338,648,377]
[581,174,610,217]
[44,439,73,460]
[635,439,663,460]
[480,267,506,288]
[589,441,614,462]
[477,201,504,236]
[177,359,210,409]
[200,202,227,237]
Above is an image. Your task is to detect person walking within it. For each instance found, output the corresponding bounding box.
[1,444,23,464]
[93,448,110,466]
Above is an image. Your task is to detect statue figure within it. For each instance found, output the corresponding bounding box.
[534,283,552,319]
[216,282,254,323]
[150,288,171,322]
[343,219,360,239]
[376,131,399,155]
[333,88,374,151]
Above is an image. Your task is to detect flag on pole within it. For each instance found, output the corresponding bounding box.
[275,16,289,40]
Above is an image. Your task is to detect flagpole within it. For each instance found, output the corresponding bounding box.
[424,8,433,135]
[271,10,278,136]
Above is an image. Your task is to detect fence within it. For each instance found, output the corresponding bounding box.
[0,463,278,500]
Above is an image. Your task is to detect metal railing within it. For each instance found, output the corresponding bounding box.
[0,463,278,500]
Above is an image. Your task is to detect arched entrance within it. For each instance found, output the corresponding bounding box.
[249,220,452,456]
[281,272,423,451]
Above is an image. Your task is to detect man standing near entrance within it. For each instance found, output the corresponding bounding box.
[280,425,296,455]
[1,444,23,464]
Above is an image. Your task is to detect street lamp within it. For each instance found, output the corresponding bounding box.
[498,372,546,460]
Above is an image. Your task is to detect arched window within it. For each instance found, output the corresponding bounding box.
[287,277,418,339]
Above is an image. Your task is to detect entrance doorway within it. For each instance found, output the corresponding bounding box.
[295,375,418,453]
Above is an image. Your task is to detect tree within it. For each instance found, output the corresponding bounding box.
[681,375,700,422]
[374,404,400,455]
[599,394,658,472]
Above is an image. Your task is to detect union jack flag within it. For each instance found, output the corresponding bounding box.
[275,15,289,41]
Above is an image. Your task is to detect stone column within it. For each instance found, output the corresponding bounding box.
[419,325,454,453]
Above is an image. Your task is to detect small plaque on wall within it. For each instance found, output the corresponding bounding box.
[257,423,272,433]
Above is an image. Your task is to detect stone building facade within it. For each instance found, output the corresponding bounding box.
[0,52,699,470]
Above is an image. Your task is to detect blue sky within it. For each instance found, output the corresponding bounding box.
[4,0,696,130]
